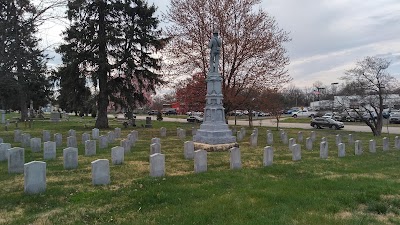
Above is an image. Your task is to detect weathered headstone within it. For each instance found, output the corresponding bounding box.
[22,133,31,147]
[230,147,241,169]
[335,134,342,146]
[382,137,389,151]
[111,146,124,165]
[127,133,136,146]
[369,139,376,153]
[321,137,327,143]
[120,139,131,153]
[92,128,100,139]
[289,138,296,151]
[131,130,139,140]
[99,135,108,149]
[67,136,77,148]
[281,131,288,144]
[355,140,362,155]
[0,143,11,161]
[150,153,165,177]
[184,141,195,160]
[24,161,46,194]
[63,147,78,170]
[91,159,110,185]
[194,150,207,173]
[178,128,186,139]
[253,128,258,136]
[160,127,167,137]
[395,136,400,150]
[151,137,161,145]
[14,130,22,142]
[297,131,303,142]
[320,141,328,159]
[68,129,76,137]
[82,132,90,144]
[85,140,96,156]
[250,133,257,147]
[42,130,51,142]
[237,131,243,142]
[310,131,316,142]
[8,147,24,173]
[54,133,62,147]
[114,127,121,138]
[145,116,152,128]
[348,134,354,144]
[292,144,301,161]
[43,141,56,160]
[338,143,346,157]
[306,137,313,151]
[30,138,41,152]
[263,146,274,166]
[267,132,273,145]
[107,131,115,144]
[150,143,161,155]
[240,127,246,137]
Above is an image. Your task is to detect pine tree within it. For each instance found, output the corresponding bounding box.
[58,0,166,128]
[0,0,50,120]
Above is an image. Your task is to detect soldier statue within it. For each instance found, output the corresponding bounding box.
[209,29,222,73]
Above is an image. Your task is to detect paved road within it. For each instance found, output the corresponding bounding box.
[139,115,400,134]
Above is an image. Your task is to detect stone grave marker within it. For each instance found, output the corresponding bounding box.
[22,133,31,147]
[383,137,389,151]
[355,140,362,155]
[30,138,41,152]
[310,131,316,142]
[91,159,110,185]
[150,153,165,177]
[321,137,327,143]
[395,136,400,150]
[335,134,342,146]
[348,134,354,144]
[194,150,207,173]
[184,141,194,159]
[250,133,257,147]
[14,130,22,142]
[289,138,296,151]
[107,131,115,144]
[320,141,328,159]
[230,147,241,169]
[151,137,161,144]
[92,128,100,140]
[50,111,60,122]
[160,127,167,137]
[54,133,62,147]
[281,132,288,144]
[237,131,243,142]
[99,135,108,149]
[145,116,152,128]
[68,129,76,137]
[111,147,124,165]
[67,136,77,148]
[150,143,161,155]
[120,139,131,153]
[63,147,78,170]
[267,132,273,145]
[114,127,121,138]
[338,143,346,157]
[297,131,303,142]
[85,140,96,156]
[24,161,46,194]
[0,143,11,161]
[8,147,24,173]
[263,146,274,166]
[131,130,139,140]
[369,139,376,153]
[292,144,301,161]
[82,132,90,144]
[42,130,51,142]
[306,137,313,151]
[43,141,56,160]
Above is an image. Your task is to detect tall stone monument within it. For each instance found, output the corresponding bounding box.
[193,29,236,145]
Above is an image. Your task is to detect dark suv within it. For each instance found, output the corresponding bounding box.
[310,117,344,129]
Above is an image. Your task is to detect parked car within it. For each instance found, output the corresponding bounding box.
[148,110,158,115]
[310,117,344,129]
[187,116,203,123]
[164,109,177,115]
[291,109,317,118]
[389,113,400,124]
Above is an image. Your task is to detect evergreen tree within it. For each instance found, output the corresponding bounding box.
[0,0,50,120]
[58,0,166,128]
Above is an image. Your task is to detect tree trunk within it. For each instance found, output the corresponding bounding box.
[95,0,109,128]
[19,91,28,121]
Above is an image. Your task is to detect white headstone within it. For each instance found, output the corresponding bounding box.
[43,141,56,160]
[355,140,362,155]
[54,133,62,147]
[321,137,327,143]
[22,133,31,147]
[151,137,161,144]
[99,135,108,149]
[240,127,246,136]
[160,127,167,137]
[30,138,41,152]
[14,130,22,142]
[289,138,296,151]
[250,133,257,147]
[91,159,110,185]
[24,161,46,194]
[63,147,78,170]
[281,132,288,144]
[237,131,243,141]
[131,130,139,140]
[348,134,354,144]
[150,153,165,177]
[120,139,131,153]
[68,129,76,137]
[82,132,90,144]
[67,136,77,148]
[267,132,273,145]
[292,144,301,161]
[230,147,241,169]
[297,131,303,142]
[382,137,389,151]
[395,136,400,150]
[310,131,316,142]
[111,146,124,165]
[320,141,328,159]
[42,130,51,142]
[150,143,161,155]
[263,146,274,166]
[92,128,100,139]
[335,134,342,146]
[0,143,11,161]
[194,150,207,173]
[369,139,376,153]
[338,143,346,157]
[8,147,24,173]
[306,137,313,151]
[85,140,97,156]
[114,127,121,138]
[107,131,115,143]
[184,141,194,160]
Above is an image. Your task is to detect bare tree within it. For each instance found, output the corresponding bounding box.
[341,56,398,136]
[164,0,292,113]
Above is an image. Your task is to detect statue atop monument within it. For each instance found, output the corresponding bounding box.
[208,29,221,73]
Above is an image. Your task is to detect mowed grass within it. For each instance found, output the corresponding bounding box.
[1,115,400,224]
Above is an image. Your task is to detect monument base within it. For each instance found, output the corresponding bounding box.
[194,142,238,152]
[193,123,236,145]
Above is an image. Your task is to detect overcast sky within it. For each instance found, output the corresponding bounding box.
[41,0,400,89]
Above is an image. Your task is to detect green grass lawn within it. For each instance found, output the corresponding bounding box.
[1,115,400,224]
